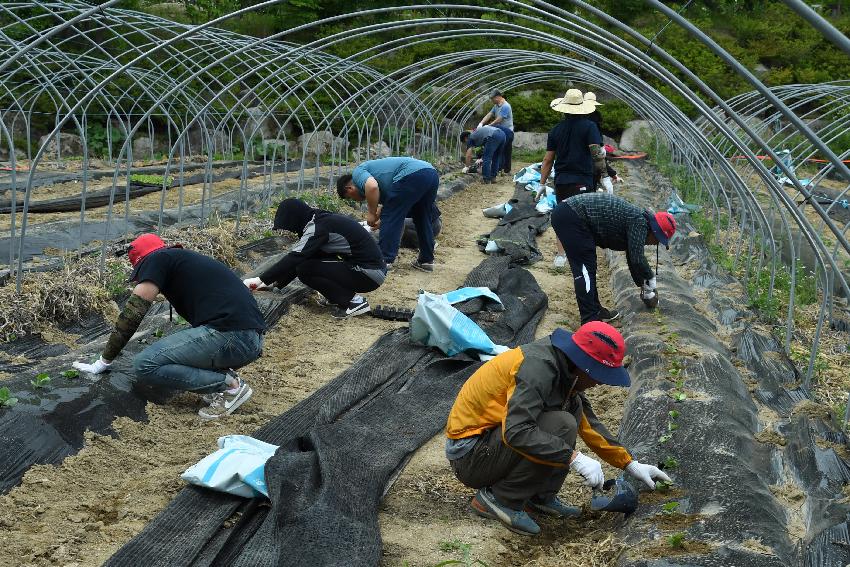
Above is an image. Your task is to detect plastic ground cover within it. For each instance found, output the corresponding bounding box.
[105,255,547,567]
[477,183,550,264]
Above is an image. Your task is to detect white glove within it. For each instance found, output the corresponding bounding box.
[569,451,604,489]
[73,356,111,375]
[642,276,657,294]
[476,122,484,129]
[243,277,269,291]
[461,166,469,174]
[475,158,483,166]
[601,176,614,194]
[626,460,672,490]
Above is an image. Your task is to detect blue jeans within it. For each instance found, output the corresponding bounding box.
[133,326,264,394]
[482,129,506,180]
[493,125,514,174]
[379,167,439,264]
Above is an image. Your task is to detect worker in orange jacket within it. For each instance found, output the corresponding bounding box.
[445,321,670,535]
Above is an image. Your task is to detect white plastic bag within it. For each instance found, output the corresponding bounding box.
[181,435,279,498]
[410,291,506,359]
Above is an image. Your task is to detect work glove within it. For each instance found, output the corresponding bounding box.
[461,166,470,174]
[243,277,269,291]
[641,276,658,308]
[613,175,623,183]
[476,122,484,129]
[73,356,111,375]
[475,158,483,166]
[601,176,614,194]
[626,461,672,490]
[569,451,604,490]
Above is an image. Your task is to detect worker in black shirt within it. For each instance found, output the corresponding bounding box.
[73,233,266,420]
[243,198,387,319]
[584,92,622,192]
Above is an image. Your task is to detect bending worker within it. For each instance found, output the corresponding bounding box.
[445,321,671,536]
[461,126,506,184]
[552,193,677,324]
[336,156,439,272]
[476,90,514,175]
[538,89,611,268]
[74,233,265,420]
[243,198,386,318]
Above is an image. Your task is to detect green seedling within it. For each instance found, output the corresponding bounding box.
[61,369,79,379]
[662,456,679,470]
[674,392,687,402]
[669,367,681,377]
[129,173,174,186]
[674,379,685,390]
[31,372,51,389]
[669,410,680,419]
[667,532,686,548]
[154,328,164,338]
[174,315,188,326]
[662,501,680,514]
[0,387,18,408]
[668,422,679,432]
[658,434,672,444]
[655,480,673,492]
[434,540,488,567]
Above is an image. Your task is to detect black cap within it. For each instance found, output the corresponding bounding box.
[489,89,503,98]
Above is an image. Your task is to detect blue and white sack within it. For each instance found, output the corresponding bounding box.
[410,289,509,360]
[513,163,542,184]
[181,435,278,498]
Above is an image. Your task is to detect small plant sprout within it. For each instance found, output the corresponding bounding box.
[669,410,680,419]
[674,392,688,402]
[663,456,679,469]
[667,532,686,548]
[61,369,80,379]
[675,379,685,390]
[0,387,18,407]
[31,372,51,389]
[668,422,679,432]
[174,315,188,326]
[434,540,488,567]
[662,501,680,515]
[659,434,672,444]
[154,328,164,338]
[655,480,673,492]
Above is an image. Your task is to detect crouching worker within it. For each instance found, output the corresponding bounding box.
[73,234,265,420]
[445,321,670,536]
[243,198,386,319]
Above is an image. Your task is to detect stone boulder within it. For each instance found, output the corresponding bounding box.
[260,139,292,159]
[132,136,156,158]
[511,131,548,152]
[38,133,84,158]
[602,135,618,149]
[243,106,274,140]
[353,141,392,161]
[296,130,349,160]
[405,134,435,156]
[619,120,654,152]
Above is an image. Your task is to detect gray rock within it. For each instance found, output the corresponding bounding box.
[296,130,349,160]
[618,120,654,151]
[511,131,548,152]
[37,133,84,158]
[441,118,463,137]
[405,133,435,155]
[244,106,274,139]
[132,136,155,158]
[260,139,292,158]
[603,134,618,148]
[353,141,392,161]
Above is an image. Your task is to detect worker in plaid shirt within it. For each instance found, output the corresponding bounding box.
[552,193,677,323]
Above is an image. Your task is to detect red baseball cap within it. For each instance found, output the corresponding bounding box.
[550,322,630,386]
[128,233,167,267]
[649,211,676,249]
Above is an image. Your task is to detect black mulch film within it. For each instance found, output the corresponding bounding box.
[105,256,547,567]
[477,184,550,264]
[612,162,850,567]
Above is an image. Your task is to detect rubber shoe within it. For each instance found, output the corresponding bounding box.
[332,296,370,319]
[471,487,540,536]
[198,380,253,420]
[553,255,567,268]
[411,260,434,272]
[201,369,239,404]
[598,307,620,322]
[525,495,582,518]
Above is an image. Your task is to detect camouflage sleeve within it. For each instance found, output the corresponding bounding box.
[102,294,152,361]
[589,144,608,178]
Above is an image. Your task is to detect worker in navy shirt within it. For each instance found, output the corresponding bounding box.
[336,157,439,272]
[538,89,612,268]
[243,198,386,318]
[74,234,265,420]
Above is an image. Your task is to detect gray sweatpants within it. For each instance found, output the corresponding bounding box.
[450,411,577,510]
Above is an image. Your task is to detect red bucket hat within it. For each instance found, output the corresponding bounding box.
[649,211,676,249]
[550,322,630,387]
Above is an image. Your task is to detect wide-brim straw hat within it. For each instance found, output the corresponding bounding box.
[584,91,602,106]
[550,89,596,114]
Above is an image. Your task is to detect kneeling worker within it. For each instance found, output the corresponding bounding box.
[553,193,676,324]
[243,198,386,319]
[445,321,671,535]
[74,233,265,420]
[336,157,439,272]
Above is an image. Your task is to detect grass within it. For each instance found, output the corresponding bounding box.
[297,192,345,213]
[667,532,686,549]
[129,173,173,186]
[434,540,489,567]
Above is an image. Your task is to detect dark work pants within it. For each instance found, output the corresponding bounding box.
[450,411,577,510]
[295,259,381,307]
[494,125,514,174]
[551,203,602,324]
[379,168,439,264]
[401,215,442,249]
[555,182,591,203]
[481,129,506,181]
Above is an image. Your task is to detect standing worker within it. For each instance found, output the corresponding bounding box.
[552,193,677,324]
[445,321,672,536]
[461,126,506,183]
[477,90,514,175]
[336,156,439,272]
[538,89,613,268]
[584,91,621,192]
[242,198,386,319]
[73,233,265,420]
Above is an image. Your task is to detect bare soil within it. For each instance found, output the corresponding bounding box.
[0,168,631,567]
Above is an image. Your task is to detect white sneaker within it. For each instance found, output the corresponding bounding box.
[553,255,567,268]
[198,379,253,420]
[332,295,371,319]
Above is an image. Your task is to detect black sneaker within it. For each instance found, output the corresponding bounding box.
[411,259,434,272]
[332,296,370,319]
[598,307,620,322]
